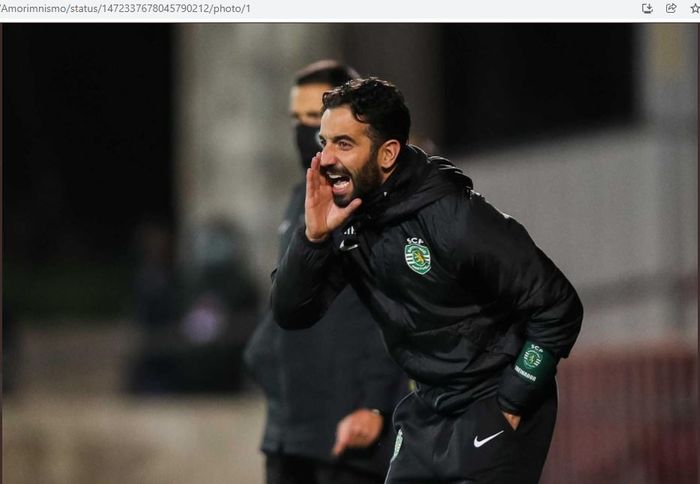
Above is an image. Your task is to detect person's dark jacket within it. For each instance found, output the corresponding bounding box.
[272,146,583,416]
[244,182,407,476]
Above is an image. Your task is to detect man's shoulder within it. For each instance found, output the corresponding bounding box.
[409,188,510,252]
[425,188,502,219]
[414,185,480,221]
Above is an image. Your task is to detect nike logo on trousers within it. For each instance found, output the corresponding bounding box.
[473,430,504,448]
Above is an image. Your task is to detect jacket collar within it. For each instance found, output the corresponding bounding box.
[354,145,472,227]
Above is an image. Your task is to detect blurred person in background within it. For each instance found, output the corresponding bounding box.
[244,61,408,484]
[128,221,181,393]
[129,219,258,394]
[272,78,583,484]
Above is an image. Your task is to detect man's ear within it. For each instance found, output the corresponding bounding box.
[378,139,401,174]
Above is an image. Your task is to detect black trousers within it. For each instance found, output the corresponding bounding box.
[266,453,385,484]
[385,383,558,484]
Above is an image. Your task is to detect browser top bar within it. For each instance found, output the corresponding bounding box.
[1,0,700,22]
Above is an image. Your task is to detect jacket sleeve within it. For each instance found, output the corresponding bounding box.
[271,226,347,329]
[455,193,583,414]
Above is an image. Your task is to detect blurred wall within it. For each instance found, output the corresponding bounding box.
[175,25,342,290]
[340,24,444,145]
[454,25,697,346]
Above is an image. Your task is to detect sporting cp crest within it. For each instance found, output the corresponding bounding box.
[404,238,431,275]
[522,347,543,369]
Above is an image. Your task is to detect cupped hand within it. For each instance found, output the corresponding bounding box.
[304,153,362,243]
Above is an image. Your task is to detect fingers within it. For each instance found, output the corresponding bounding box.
[307,152,331,193]
[310,151,321,171]
[307,153,319,189]
[306,152,323,203]
[341,197,362,216]
[502,411,521,430]
[305,171,317,205]
[333,418,358,456]
[328,198,362,230]
[332,413,379,457]
[332,434,348,457]
[332,419,352,456]
[309,153,318,190]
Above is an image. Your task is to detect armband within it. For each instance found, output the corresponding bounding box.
[513,341,556,384]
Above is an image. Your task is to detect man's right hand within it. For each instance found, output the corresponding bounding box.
[304,152,362,243]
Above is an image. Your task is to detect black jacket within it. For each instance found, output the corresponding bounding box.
[244,183,407,475]
[272,146,583,416]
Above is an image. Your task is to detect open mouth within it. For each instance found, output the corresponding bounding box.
[327,173,351,190]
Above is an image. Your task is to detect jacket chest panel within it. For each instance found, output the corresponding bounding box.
[368,222,468,317]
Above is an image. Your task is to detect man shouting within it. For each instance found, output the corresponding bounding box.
[272,77,583,483]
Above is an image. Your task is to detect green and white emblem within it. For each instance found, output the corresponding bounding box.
[404,237,431,275]
[522,347,543,369]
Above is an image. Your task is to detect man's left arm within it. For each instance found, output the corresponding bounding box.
[457,195,584,419]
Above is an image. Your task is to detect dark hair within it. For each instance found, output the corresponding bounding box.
[322,77,411,147]
[294,60,360,88]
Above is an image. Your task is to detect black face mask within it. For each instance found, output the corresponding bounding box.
[295,123,322,171]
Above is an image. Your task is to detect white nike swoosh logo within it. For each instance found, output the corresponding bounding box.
[473,430,504,448]
[339,240,359,251]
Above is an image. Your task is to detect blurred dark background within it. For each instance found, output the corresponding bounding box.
[441,25,636,150]
[5,25,174,318]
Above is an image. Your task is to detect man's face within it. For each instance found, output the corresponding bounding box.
[289,83,331,127]
[319,105,383,208]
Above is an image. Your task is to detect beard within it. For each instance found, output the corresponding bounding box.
[332,145,382,208]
